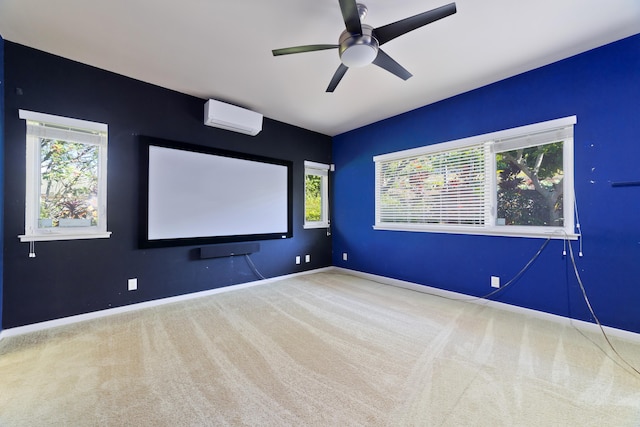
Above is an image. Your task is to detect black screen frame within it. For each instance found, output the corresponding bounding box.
[139,136,293,248]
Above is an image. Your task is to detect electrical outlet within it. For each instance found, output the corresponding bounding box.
[295,256,301,265]
[343,252,348,261]
[305,254,310,263]
[491,276,500,288]
[128,278,138,291]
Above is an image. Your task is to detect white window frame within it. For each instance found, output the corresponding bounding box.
[18,110,111,242]
[374,116,577,240]
[304,160,330,229]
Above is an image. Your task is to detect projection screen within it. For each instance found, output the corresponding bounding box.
[139,136,292,248]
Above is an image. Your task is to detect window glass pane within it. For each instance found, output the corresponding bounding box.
[40,138,99,228]
[496,141,563,227]
[305,173,323,222]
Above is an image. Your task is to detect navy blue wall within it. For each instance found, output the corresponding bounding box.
[0,35,4,331]
[3,42,332,328]
[332,34,640,334]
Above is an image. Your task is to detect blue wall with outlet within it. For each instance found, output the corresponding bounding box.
[332,34,640,334]
[2,42,332,329]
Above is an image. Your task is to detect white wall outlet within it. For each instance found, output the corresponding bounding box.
[295,256,301,265]
[128,278,138,291]
[343,252,348,261]
[305,254,311,263]
[491,276,500,288]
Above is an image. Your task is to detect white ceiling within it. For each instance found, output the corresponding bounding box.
[1,0,639,136]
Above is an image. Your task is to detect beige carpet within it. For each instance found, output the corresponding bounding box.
[0,272,639,426]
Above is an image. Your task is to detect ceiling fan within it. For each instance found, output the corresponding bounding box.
[272,0,457,92]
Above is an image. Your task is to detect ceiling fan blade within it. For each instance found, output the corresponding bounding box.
[372,49,412,80]
[326,63,349,92]
[339,0,362,34]
[373,2,456,46]
[272,45,338,56]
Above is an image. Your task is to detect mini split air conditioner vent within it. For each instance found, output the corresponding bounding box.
[204,99,263,136]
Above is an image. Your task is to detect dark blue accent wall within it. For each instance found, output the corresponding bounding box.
[332,34,640,334]
[2,42,332,328]
[0,35,4,331]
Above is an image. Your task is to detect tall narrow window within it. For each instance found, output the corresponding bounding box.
[304,161,330,229]
[19,110,110,241]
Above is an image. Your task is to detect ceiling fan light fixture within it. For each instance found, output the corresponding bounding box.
[340,43,378,67]
[338,25,379,68]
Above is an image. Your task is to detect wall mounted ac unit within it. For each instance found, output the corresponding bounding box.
[204,99,263,136]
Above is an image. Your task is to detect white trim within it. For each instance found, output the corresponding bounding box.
[19,232,112,242]
[19,110,111,241]
[372,224,579,240]
[0,267,333,340]
[19,109,108,133]
[304,160,330,229]
[329,267,640,343]
[304,160,330,171]
[303,222,330,229]
[373,116,577,162]
[374,116,577,239]
[1,266,637,344]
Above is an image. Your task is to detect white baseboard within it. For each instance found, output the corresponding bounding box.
[0,267,333,340]
[3,266,637,344]
[329,267,640,343]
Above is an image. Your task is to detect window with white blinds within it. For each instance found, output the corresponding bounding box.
[18,109,111,242]
[374,116,578,239]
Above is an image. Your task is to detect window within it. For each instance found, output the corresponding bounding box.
[19,110,110,242]
[304,161,330,229]
[374,116,576,239]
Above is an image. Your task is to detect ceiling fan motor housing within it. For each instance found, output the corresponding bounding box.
[339,24,379,68]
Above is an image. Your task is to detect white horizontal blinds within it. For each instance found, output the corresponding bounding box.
[20,109,107,133]
[20,110,107,146]
[492,125,573,153]
[376,143,490,226]
[307,167,328,178]
[304,161,330,175]
[25,121,106,146]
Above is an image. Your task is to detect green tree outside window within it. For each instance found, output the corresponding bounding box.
[496,141,564,227]
[305,174,323,222]
[40,139,99,227]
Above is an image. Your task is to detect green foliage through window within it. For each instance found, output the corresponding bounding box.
[496,141,563,227]
[305,174,323,222]
[40,139,99,227]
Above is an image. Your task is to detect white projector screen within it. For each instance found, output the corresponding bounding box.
[140,137,292,248]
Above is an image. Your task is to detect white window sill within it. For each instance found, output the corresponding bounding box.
[19,231,112,242]
[304,222,329,229]
[373,224,579,240]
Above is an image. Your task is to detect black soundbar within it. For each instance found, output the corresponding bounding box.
[199,242,260,259]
